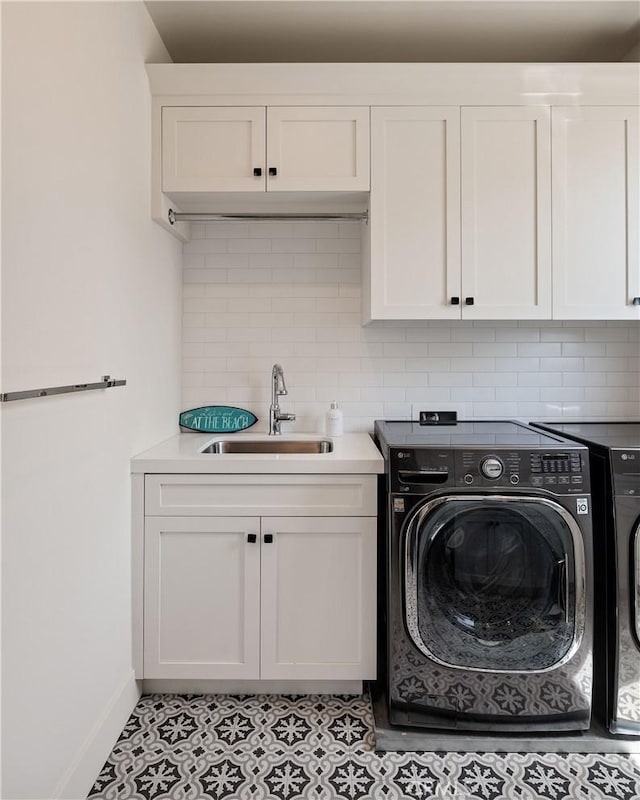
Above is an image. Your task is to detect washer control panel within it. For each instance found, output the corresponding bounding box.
[388,446,588,493]
[455,449,588,493]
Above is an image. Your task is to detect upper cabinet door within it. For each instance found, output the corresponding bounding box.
[266,106,370,191]
[162,106,266,193]
[367,107,461,321]
[461,107,552,320]
[552,107,640,320]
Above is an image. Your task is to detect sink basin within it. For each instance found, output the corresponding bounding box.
[202,439,333,454]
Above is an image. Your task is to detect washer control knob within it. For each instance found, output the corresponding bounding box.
[463,473,474,484]
[480,456,504,480]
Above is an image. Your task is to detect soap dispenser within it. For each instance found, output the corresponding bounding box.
[326,401,343,436]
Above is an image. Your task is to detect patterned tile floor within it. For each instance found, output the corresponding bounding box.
[88,694,640,800]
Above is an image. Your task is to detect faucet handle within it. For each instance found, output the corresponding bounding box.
[272,363,288,395]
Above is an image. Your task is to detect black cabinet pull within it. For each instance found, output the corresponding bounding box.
[633,297,640,306]
[247,533,257,543]
[451,297,460,305]
[465,297,475,306]
[253,168,262,177]
[264,533,274,544]
[268,167,278,177]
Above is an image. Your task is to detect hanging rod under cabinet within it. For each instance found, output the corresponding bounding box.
[0,375,126,403]
[168,209,368,225]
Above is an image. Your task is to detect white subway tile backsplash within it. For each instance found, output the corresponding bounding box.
[540,357,584,372]
[516,343,561,357]
[249,222,295,239]
[474,372,518,387]
[202,253,249,268]
[205,222,250,238]
[607,342,640,357]
[228,238,272,253]
[181,223,640,431]
[250,253,294,268]
[472,343,517,357]
[540,328,585,342]
[430,343,474,357]
[518,372,562,387]
[317,238,361,253]
[585,327,631,342]
[293,222,340,238]
[562,342,607,357]
[272,238,317,253]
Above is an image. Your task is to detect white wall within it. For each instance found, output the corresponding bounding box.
[1,3,182,798]
[182,221,640,429]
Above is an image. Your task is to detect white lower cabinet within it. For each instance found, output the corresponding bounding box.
[260,517,377,680]
[144,517,261,679]
[141,475,377,683]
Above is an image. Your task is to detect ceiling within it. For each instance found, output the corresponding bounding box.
[145,0,640,63]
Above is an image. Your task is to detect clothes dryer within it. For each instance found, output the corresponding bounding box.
[532,422,640,735]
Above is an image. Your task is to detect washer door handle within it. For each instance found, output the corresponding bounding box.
[554,557,570,624]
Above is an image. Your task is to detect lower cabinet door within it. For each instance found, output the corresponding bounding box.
[260,517,377,680]
[144,516,261,679]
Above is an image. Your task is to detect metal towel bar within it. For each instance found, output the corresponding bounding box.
[168,209,368,225]
[0,375,126,403]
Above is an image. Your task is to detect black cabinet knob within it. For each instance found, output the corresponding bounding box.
[465,297,475,306]
[247,533,257,543]
[633,297,640,306]
[268,167,278,177]
[451,297,460,305]
[253,168,262,177]
[264,534,274,544]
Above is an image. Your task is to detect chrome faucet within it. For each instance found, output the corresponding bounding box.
[269,363,296,435]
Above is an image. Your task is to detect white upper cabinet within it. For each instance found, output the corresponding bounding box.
[552,107,640,320]
[266,107,370,191]
[162,106,369,194]
[366,106,551,322]
[162,107,266,193]
[367,107,461,321]
[461,107,552,319]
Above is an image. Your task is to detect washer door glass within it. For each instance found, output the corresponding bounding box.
[404,496,584,672]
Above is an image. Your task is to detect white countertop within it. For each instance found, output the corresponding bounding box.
[131,432,384,474]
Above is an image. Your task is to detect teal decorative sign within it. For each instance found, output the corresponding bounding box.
[179,406,258,433]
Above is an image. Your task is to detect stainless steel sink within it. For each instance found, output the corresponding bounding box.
[201,439,333,454]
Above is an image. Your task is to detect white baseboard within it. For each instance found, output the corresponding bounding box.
[54,670,141,800]
[143,679,364,695]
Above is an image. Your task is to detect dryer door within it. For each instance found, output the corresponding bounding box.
[404,495,586,673]
[634,517,640,645]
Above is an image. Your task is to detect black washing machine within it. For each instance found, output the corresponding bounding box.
[532,421,640,735]
[374,419,594,733]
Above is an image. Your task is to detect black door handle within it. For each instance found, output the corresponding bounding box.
[247,533,257,543]
[633,297,640,306]
[253,168,262,177]
[268,167,278,177]
[451,297,460,305]
[264,534,274,544]
[465,297,475,306]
